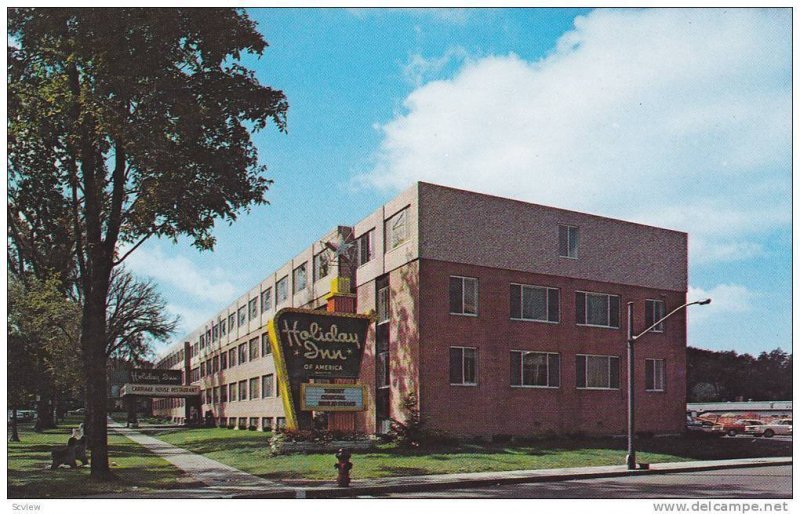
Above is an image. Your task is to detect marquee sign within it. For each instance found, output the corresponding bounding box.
[300,384,366,412]
[268,308,371,429]
[129,368,183,385]
[120,384,200,397]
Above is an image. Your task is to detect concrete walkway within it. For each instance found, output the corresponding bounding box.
[105,420,286,498]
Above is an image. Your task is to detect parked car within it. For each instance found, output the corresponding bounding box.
[711,418,765,437]
[744,419,792,438]
[686,415,717,435]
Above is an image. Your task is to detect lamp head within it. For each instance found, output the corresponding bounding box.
[697,298,712,305]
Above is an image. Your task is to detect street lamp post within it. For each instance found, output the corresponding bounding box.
[626,298,711,470]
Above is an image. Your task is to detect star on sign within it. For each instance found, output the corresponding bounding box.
[325,234,353,261]
[293,350,300,356]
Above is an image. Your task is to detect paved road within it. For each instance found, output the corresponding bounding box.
[367,465,792,499]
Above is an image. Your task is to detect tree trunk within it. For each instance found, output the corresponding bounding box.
[34,386,55,432]
[9,406,20,442]
[82,283,114,481]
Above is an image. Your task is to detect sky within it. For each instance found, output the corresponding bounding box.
[122,8,792,358]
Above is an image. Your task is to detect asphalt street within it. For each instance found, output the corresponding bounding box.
[365,465,792,499]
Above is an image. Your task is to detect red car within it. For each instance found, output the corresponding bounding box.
[711,419,765,437]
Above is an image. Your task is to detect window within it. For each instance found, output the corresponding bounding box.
[449,276,479,315]
[510,284,560,322]
[199,361,206,378]
[212,387,219,404]
[212,355,219,373]
[228,313,236,333]
[238,380,247,401]
[199,334,205,349]
[220,318,226,336]
[293,263,307,293]
[238,306,247,327]
[220,352,228,370]
[356,230,374,266]
[229,382,237,402]
[212,324,219,342]
[262,374,274,398]
[190,367,199,382]
[377,285,390,324]
[314,251,330,282]
[449,347,477,385]
[220,384,228,402]
[238,343,248,365]
[249,337,259,360]
[249,298,258,321]
[228,348,236,367]
[276,417,286,429]
[376,352,389,388]
[206,329,211,346]
[559,224,579,258]
[645,359,666,391]
[276,276,288,304]
[261,288,272,313]
[385,207,409,251]
[238,417,247,429]
[645,299,666,333]
[262,417,273,431]
[575,291,620,328]
[249,377,259,400]
[511,351,560,387]
[261,333,272,356]
[576,355,620,389]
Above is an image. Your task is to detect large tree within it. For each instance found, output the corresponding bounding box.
[8,8,288,479]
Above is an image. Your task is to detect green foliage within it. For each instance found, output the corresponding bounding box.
[8,7,288,254]
[687,346,793,402]
[8,274,82,404]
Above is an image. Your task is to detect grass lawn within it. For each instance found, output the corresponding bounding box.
[8,417,195,498]
[150,427,792,481]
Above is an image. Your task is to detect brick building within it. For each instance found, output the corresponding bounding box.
[153,182,688,436]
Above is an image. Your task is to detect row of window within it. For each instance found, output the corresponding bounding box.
[218,416,286,431]
[192,334,274,381]
[449,276,667,332]
[200,374,281,405]
[188,207,411,357]
[153,398,186,410]
[449,347,666,391]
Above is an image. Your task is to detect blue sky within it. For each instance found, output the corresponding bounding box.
[124,8,791,358]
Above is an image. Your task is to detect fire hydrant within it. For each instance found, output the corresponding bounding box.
[334,448,353,487]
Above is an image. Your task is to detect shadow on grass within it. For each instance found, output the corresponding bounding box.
[362,435,790,462]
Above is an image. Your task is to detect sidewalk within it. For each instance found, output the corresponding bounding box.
[105,420,287,498]
[102,421,791,499]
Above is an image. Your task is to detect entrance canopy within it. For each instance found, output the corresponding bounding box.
[120,383,200,397]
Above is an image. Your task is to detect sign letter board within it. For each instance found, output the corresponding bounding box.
[129,369,183,385]
[268,308,371,429]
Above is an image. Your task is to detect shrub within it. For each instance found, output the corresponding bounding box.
[389,391,451,448]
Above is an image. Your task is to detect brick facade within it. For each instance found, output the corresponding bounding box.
[153,182,687,437]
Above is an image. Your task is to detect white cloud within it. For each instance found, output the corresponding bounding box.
[355,8,791,266]
[687,283,757,325]
[124,245,238,303]
[348,8,471,24]
[164,304,209,337]
[403,47,469,87]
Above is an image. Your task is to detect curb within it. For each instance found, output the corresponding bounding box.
[231,458,792,499]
